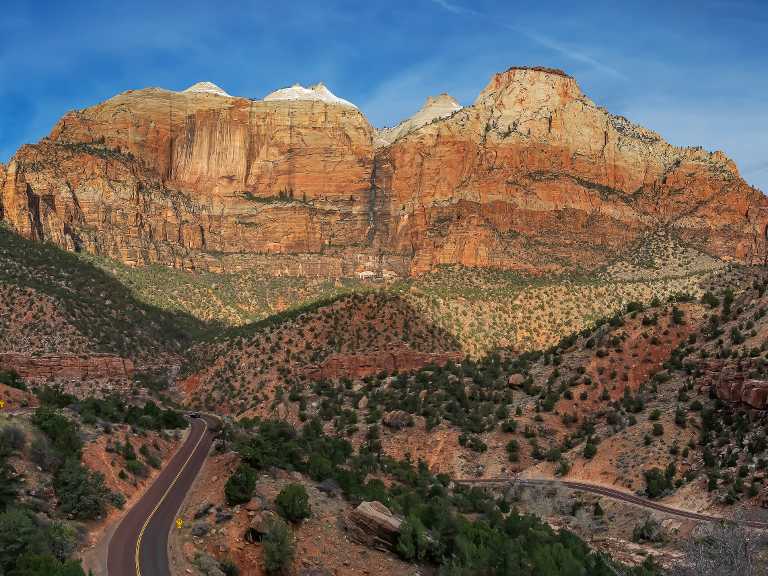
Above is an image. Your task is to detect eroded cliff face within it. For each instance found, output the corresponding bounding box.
[374,67,768,274]
[2,69,766,277]
[1,86,380,273]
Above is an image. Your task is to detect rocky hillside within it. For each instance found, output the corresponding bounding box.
[181,291,462,416]
[3,67,766,277]
[0,225,199,365]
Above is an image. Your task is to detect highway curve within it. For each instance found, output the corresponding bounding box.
[455,477,768,529]
[107,416,215,576]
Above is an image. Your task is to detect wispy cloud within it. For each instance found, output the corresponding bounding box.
[428,0,479,16]
[427,3,624,81]
[512,27,627,80]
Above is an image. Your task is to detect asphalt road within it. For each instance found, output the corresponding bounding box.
[455,477,768,529]
[107,416,215,576]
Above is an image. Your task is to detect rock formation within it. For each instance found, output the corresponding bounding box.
[0,83,377,273]
[0,353,135,382]
[305,348,462,380]
[344,501,403,551]
[375,93,462,146]
[374,66,768,274]
[2,67,766,276]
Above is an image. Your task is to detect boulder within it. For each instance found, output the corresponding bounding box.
[194,553,225,576]
[507,373,525,387]
[194,501,214,519]
[191,522,210,537]
[245,510,278,543]
[317,478,342,498]
[300,567,333,576]
[344,501,403,551]
[215,510,233,524]
[382,410,413,430]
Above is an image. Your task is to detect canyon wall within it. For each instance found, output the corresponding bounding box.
[2,67,766,276]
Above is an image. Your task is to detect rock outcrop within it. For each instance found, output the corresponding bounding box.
[305,348,462,380]
[717,379,768,410]
[3,67,766,276]
[698,358,768,411]
[344,501,402,551]
[0,353,134,382]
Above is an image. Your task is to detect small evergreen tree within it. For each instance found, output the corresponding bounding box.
[275,484,311,523]
[224,464,256,505]
[262,518,294,574]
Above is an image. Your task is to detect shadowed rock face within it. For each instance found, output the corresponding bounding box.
[2,67,766,276]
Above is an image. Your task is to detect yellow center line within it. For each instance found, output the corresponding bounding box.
[135,418,208,576]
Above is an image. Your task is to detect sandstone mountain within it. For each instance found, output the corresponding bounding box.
[2,67,766,277]
[375,93,462,147]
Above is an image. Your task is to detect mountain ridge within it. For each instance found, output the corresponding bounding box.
[1,65,765,278]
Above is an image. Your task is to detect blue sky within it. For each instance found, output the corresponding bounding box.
[1,0,766,190]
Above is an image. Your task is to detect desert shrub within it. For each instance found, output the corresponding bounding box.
[125,459,147,478]
[0,370,26,391]
[54,459,111,520]
[224,464,257,505]
[0,426,26,456]
[633,517,664,543]
[644,464,675,499]
[275,484,311,523]
[583,441,598,459]
[397,514,430,561]
[0,455,20,511]
[262,517,294,574]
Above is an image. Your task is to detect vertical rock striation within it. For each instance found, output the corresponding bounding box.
[2,69,766,276]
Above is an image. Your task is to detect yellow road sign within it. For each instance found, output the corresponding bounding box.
[175,518,184,529]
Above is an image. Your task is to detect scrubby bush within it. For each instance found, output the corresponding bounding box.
[275,484,311,523]
[262,517,294,574]
[224,464,257,505]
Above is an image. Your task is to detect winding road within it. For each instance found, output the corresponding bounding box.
[107,415,215,576]
[103,417,767,576]
[454,476,768,529]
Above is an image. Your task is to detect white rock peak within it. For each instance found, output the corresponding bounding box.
[182,81,232,97]
[375,93,462,147]
[263,82,357,108]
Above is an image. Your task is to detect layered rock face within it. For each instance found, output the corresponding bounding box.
[0,352,134,382]
[2,69,766,276]
[305,347,462,381]
[374,66,768,274]
[1,83,378,273]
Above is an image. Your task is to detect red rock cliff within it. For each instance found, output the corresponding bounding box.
[1,85,377,273]
[374,66,768,274]
[2,70,766,276]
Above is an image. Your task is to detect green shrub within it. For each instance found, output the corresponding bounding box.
[643,464,675,499]
[262,517,294,574]
[224,464,257,505]
[396,514,430,561]
[54,459,111,520]
[0,426,26,456]
[275,484,311,523]
[0,370,26,391]
[583,441,597,459]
